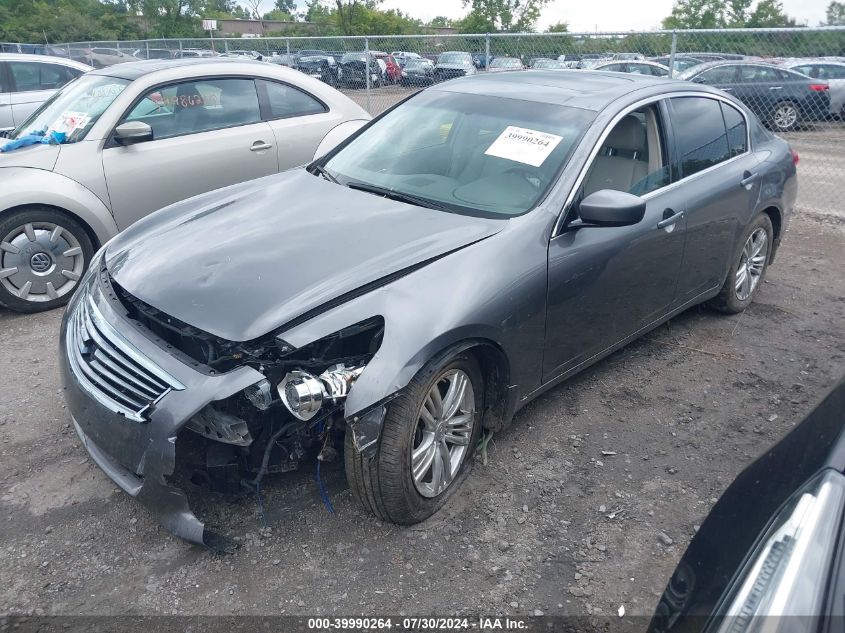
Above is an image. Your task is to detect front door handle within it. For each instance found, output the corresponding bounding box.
[740,171,758,187]
[657,208,684,230]
[250,141,273,151]
[769,86,783,90]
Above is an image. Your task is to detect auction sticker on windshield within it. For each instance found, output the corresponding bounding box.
[484,126,563,167]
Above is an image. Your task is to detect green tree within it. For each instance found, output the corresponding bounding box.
[458,0,551,32]
[274,0,295,11]
[428,15,451,27]
[662,0,794,28]
[546,21,568,32]
[826,1,845,24]
[263,8,293,19]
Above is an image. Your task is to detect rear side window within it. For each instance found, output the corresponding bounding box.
[8,62,79,92]
[738,66,783,82]
[671,97,731,178]
[818,64,845,80]
[697,65,737,84]
[721,102,747,157]
[259,80,326,119]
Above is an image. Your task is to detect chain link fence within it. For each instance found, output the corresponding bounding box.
[57,27,845,221]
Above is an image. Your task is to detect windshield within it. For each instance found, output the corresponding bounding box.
[322,91,594,218]
[405,60,428,70]
[341,53,367,63]
[438,52,471,64]
[11,75,129,143]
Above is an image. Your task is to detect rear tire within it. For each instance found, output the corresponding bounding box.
[770,100,800,132]
[708,212,773,314]
[0,207,94,313]
[345,350,483,524]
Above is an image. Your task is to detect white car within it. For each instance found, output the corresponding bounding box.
[0,59,370,312]
[784,59,845,117]
[592,60,671,77]
[0,53,91,133]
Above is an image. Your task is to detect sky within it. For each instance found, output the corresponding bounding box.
[372,0,832,31]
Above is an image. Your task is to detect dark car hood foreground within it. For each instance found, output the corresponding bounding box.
[105,170,503,341]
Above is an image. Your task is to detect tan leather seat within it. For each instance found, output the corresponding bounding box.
[584,115,648,195]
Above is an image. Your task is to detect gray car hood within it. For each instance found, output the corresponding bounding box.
[106,169,504,341]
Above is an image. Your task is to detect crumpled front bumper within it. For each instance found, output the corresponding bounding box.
[59,274,262,548]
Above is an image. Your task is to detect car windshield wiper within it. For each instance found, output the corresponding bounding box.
[346,181,450,212]
[310,163,338,184]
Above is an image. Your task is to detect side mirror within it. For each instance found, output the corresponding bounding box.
[114,121,153,146]
[577,189,646,227]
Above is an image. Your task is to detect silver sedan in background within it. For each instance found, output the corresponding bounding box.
[0,58,370,312]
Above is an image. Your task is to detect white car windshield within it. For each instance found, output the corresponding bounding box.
[11,75,130,143]
[323,90,594,218]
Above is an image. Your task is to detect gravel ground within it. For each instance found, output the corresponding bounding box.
[0,203,843,620]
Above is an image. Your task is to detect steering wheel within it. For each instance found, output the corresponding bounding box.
[505,166,545,189]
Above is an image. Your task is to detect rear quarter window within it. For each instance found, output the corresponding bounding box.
[670,97,731,178]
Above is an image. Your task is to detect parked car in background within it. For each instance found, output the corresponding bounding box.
[577,53,613,69]
[556,54,583,68]
[0,59,370,312]
[531,58,570,70]
[132,48,178,60]
[472,52,494,69]
[651,55,706,73]
[783,59,845,118]
[0,53,91,134]
[391,51,420,67]
[268,53,296,68]
[293,50,338,85]
[372,52,401,83]
[400,58,435,86]
[593,60,670,77]
[0,42,68,57]
[229,50,263,61]
[612,52,645,60]
[680,61,831,131]
[434,51,476,82]
[650,376,845,633]
[175,49,218,59]
[59,70,796,547]
[338,52,383,88]
[82,47,139,68]
[488,57,525,73]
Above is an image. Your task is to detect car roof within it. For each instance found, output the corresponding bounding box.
[88,57,255,80]
[431,70,690,110]
[0,52,92,71]
[784,58,845,66]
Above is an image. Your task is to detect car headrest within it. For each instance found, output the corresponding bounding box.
[606,115,646,153]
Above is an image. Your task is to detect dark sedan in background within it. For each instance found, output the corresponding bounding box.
[651,376,845,632]
[293,49,339,86]
[680,61,831,131]
[399,57,435,86]
[60,71,797,547]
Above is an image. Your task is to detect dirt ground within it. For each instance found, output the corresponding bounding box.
[0,202,843,622]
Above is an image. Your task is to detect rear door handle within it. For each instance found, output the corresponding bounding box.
[657,209,684,230]
[250,141,273,151]
[740,171,758,187]
[769,86,783,90]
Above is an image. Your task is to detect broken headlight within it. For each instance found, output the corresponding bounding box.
[278,364,364,421]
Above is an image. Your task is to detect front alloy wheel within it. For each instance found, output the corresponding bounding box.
[345,351,483,524]
[0,208,93,313]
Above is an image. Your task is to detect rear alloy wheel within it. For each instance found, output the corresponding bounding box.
[345,351,483,524]
[708,212,773,314]
[0,208,93,313]
[770,101,799,132]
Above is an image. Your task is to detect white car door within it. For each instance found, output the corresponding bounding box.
[0,63,12,131]
[6,60,80,130]
[102,77,279,231]
[257,79,350,169]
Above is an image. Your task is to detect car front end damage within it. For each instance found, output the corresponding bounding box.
[60,256,386,548]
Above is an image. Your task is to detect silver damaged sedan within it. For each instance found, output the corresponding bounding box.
[0,59,370,312]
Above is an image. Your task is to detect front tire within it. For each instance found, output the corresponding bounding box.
[0,207,93,313]
[708,212,773,314]
[345,350,483,524]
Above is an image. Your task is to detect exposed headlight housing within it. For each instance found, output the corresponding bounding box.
[278,364,364,421]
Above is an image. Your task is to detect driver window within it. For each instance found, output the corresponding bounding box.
[581,104,669,198]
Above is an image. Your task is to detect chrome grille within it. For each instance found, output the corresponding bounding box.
[66,290,184,422]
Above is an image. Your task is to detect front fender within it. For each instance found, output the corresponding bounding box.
[0,167,118,247]
[278,225,547,423]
